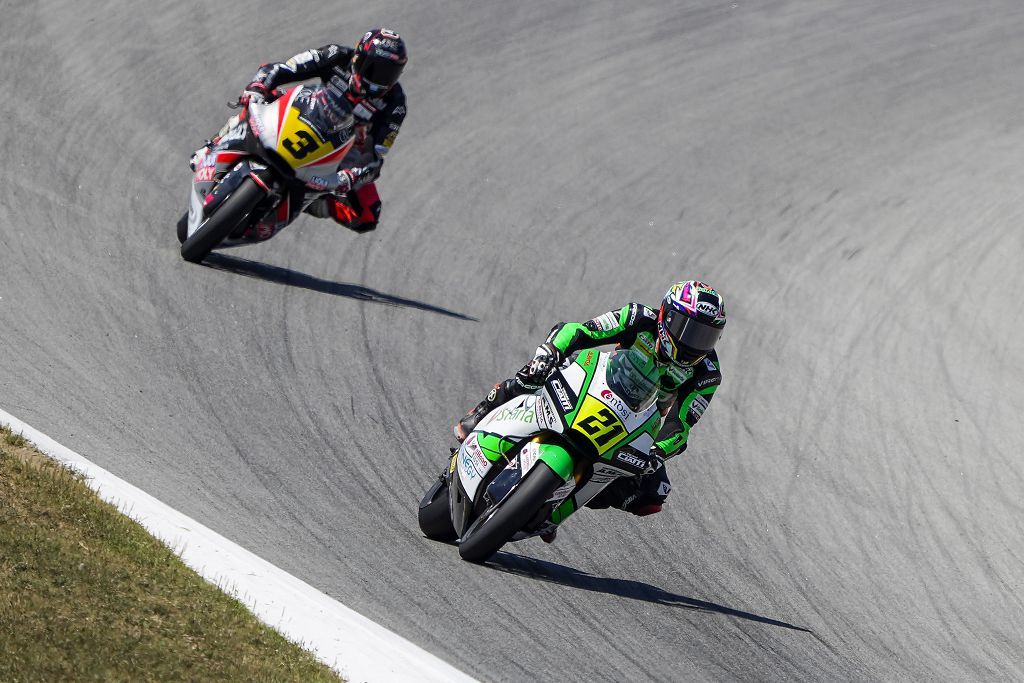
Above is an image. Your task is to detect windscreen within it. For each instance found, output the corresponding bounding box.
[605,348,660,412]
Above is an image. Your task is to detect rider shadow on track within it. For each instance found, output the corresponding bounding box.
[490,552,812,634]
[202,253,477,321]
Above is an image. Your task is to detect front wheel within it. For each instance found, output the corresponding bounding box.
[180,177,266,263]
[458,462,564,564]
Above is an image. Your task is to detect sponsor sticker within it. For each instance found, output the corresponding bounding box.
[696,301,719,316]
[595,312,618,332]
[193,166,216,183]
[541,399,558,429]
[589,463,623,484]
[615,450,646,469]
[600,389,631,419]
[495,404,536,424]
[459,449,478,481]
[461,438,490,479]
[353,102,376,121]
[551,379,573,412]
[689,394,709,418]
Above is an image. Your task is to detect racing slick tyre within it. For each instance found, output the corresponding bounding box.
[418,473,458,542]
[180,177,265,263]
[458,462,563,564]
[176,212,188,244]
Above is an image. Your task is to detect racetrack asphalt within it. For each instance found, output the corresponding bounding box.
[2,1,1023,680]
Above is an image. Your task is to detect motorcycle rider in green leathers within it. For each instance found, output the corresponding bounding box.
[455,280,726,540]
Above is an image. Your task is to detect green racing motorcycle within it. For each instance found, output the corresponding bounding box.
[418,346,667,563]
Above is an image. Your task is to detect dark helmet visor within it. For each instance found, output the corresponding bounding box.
[360,57,404,90]
[664,309,723,353]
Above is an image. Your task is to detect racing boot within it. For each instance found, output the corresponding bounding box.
[305,194,363,230]
[456,378,516,444]
[540,528,557,544]
[453,383,504,442]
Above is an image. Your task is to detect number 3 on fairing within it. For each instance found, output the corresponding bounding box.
[578,407,625,446]
[283,130,320,159]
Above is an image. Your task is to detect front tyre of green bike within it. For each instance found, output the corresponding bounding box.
[458,462,563,564]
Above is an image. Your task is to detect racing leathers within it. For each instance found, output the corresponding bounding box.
[455,303,722,516]
[249,44,407,232]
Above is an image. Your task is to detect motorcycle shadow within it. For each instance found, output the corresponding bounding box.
[490,552,812,634]
[202,253,477,321]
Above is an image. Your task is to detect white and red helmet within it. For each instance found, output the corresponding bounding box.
[656,281,726,367]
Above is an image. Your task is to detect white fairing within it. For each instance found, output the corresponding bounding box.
[249,87,359,183]
[250,97,283,153]
[455,394,555,501]
[186,181,205,237]
[454,352,655,518]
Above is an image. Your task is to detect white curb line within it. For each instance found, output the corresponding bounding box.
[0,408,476,683]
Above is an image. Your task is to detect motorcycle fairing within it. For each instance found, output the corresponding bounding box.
[450,351,664,538]
[251,86,355,177]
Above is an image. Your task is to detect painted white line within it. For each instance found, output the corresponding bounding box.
[0,408,476,683]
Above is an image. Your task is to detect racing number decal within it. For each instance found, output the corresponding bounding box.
[579,407,624,446]
[282,130,320,160]
[574,396,625,451]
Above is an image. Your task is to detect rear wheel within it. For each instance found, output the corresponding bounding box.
[176,212,188,244]
[180,177,265,263]
[458,462,564,564]
[418,473,457,542]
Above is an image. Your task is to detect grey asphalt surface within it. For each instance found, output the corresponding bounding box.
[3,1,1024,680]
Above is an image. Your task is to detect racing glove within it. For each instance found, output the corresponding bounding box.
[305,156,383,193]
[645,445,667,474]
[525,343,564,381]
[240,80,273,106]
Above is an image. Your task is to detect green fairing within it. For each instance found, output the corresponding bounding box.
[476,433,516,462]
[559,352,599,426]
[536,441,575,481]
[550,497,576,524]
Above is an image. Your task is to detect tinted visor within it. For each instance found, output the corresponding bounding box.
[360,57,404,91]
[664,309,722,363]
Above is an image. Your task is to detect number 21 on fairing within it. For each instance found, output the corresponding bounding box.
[574,398,625,451]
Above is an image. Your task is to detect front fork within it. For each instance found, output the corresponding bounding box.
[479,437,583,534]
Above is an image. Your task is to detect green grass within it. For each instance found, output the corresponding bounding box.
[0,424,342,682]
